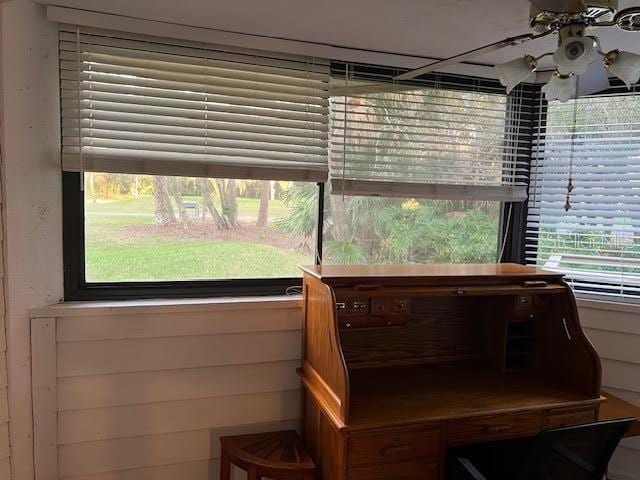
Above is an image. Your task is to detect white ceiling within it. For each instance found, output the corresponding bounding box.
[41,0,640,71]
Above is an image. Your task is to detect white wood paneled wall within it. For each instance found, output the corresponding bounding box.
[30,297,640,480]
[1,2,63,479]
[0,31,11,473]
[31,298,302,480]
[580,300,640,480]
[0,159,11,479]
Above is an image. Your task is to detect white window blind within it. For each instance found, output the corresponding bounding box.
[60,25,330,182]
[526,87,640,299]
[329,65,533,202]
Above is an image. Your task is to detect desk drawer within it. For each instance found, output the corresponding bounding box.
[348,460,439,480]
[545,406,598,429]
[349,428,441,466]
[447,412,542,446]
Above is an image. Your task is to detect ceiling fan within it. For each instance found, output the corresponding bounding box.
[395,0,640,101]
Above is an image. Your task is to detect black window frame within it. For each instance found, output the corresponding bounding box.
[63,63,536,301]
[499,85,544,264]
[63,172,325,300]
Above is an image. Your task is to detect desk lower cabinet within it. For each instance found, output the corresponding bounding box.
[299,264,602,480]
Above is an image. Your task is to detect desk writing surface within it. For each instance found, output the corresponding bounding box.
[300,263,562,284]
[347,365,599,429]
[600,391,640,437]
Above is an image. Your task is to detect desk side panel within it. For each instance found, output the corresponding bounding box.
[302,275,350,422]
[303,392,347,480]
[539,283,602,397]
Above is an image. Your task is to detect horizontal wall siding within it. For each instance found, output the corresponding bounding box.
[0,456,10,480]
[57,360,300,410]
[58,390,300,444]
[0,250,9,478]
[58,419,299,478]
[580,302,640,480]
[34,300,303,480]
[31,298,640,480]
[0,387,7,424]
[56,308,301,341]
[0,162,10,477]
[58,458,249,480]
[58,331,301,377]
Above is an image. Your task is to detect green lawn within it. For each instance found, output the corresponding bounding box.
[86,239,309,281]
[85,195,289,217]
[84,196,309,281]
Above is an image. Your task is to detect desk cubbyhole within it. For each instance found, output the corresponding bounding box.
[505,353,534,371]
[505,316,537,372]
[506,337,534,355]
[507,321,536,338]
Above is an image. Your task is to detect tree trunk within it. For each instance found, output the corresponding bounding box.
[153,176,176,226]
[226,179,239,227]
[256,180,271,228]
[168,177,188,223]
[198,178,227,229]
[215,179,239,228]
[329,194,351,241]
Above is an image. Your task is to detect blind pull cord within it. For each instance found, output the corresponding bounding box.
[564,76,580,212]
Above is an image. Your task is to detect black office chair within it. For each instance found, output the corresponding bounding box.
[449,418,634,480]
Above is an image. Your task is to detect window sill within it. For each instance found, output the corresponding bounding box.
[576,296,640,314]
[32,294,637,318]
[30,294,303,318]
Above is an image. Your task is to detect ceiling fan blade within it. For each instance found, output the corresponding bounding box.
[578,61,610,96]
[529,0,586,12]
[394,31,551,82]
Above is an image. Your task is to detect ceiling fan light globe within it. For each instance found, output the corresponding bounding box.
[542,73,577,102]
[553,36,600,75]
[607,51,640,88]
[495,55,537,94]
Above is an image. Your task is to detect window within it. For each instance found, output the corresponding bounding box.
[61,25,328,298]
[64,172,320,298]
[526,87,640,300]
[318,64,533,266]
[323,195,501,264]
[82,173,316,282]
[61,27,531,299]
[328,63,533,203]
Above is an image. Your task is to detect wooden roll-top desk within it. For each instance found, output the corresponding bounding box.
[299,264,603,480]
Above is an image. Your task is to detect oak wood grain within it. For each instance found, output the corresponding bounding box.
[348,460,439,480]
[303,393,347,480]
[219,430,315,480]
[302,275,350,422]
[447,411,542,446]
[300,264,603,480]
[544,405,598,429]
[339,297,483,368]
[347,365,600,430]
[300,263,561,284]
[600,391,640,437]
[348,427,441,466]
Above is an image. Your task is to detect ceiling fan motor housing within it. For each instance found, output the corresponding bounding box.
[530,0,618,32]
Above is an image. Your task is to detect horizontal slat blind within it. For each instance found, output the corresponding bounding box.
[526,86,640,299]
[60,25,330,181]
[329,64,533,201]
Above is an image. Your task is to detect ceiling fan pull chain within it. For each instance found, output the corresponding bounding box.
[565,76,580,212]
